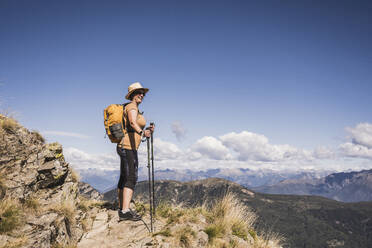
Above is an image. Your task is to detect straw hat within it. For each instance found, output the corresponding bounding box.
[125,82,149,100]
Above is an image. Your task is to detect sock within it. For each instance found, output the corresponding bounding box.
[121,208,130,213]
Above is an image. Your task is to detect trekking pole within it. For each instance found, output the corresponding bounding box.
[147,137,153,232]
[150,122,156,218]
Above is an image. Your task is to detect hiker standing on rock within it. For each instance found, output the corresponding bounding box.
[117,82,154,221]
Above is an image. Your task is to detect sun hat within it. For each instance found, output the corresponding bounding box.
[125,82,149,100]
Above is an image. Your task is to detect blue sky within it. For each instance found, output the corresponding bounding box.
[1,0,372,174]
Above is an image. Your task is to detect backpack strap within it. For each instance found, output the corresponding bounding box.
[122,102,136,133]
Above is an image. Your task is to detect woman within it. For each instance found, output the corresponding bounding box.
[117,82,154,221]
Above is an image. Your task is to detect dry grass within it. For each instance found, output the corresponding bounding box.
[133,201,149,216]
[253,231,284,248]
[156,202,186,224]
[49,198,76,225]
[204,192,256,244]
[0,198,23,234]
[0,236,28,248]
[153,227,172,237]
[151,193,283,248]
[23,197,41,214]
[51,243,77,248]
[0,117,19,133]
[169,225,196,248]
[156,202,204,225]
[31,130,45,143]
[0,175,6,198]
[70,169,80,183]
[81,216,91,232]
[78,196,104,212]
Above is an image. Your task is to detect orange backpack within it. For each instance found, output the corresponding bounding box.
[103,104,128,143]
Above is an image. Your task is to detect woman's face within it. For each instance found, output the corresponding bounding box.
[132,90,146,104]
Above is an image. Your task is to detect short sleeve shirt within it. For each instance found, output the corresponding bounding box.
[120,102,146,150]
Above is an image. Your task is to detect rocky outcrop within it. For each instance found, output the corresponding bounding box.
[0,115,84,247]
[78,182,103,201]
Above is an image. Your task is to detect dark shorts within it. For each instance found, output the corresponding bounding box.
[117,146,138,190]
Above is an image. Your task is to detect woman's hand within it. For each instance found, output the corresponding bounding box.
[144,123,155,138]
[143,129,151,138]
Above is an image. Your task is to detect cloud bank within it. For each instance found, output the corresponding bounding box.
[64,123,372,174]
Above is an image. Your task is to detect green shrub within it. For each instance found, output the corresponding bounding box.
[204,222,225,242]
[231,221,248,240]
[248,229,257,241]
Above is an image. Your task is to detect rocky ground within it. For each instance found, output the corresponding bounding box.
[78,209,161,248]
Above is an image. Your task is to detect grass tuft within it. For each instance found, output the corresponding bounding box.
[0,199,23,234]
[23,197,40,213]
[153,227,172,237]
[49,198,76,225]
[0,117,19,133]
[254,230,284,248]
[70,169,80,183]
[78,197,104,212]
[156,202,185,224]
[133,201,148,216]
[203,192,256,244]
[31,130,45,143]
[0,175,6,198]
[174,226,195,248]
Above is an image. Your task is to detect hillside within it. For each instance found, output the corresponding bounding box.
[105,178,372,248]
[254,169,372,202]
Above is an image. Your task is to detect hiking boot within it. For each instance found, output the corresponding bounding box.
[118,209,141,221]
[129,208,141,219]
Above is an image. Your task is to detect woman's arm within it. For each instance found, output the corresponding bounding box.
[128,109,143,134]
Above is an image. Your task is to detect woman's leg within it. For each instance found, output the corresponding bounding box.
[122,149,138,210]
[117,146,128,210]
[123,187,133,210]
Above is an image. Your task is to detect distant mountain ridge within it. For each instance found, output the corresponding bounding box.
[254,169,372,202]
[104,178,372,248]
[78,167,330,192]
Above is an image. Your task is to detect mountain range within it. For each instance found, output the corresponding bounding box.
[254,169,372,202]
[78,167,330,192]
[104,178,372,248]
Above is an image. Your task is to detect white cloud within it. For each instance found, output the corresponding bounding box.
[339,142,372,159]
[42,131,91,139]
[190,136,232,160]
[150,138,183,161]
[313,146,335,159]
[171,121,187,141]
[64,147,118,171]
[339,123,372,160]
[346,123,372,148]
[219,131,313,162]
